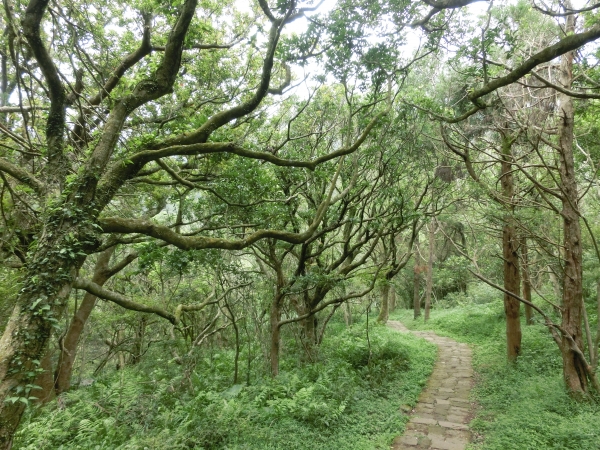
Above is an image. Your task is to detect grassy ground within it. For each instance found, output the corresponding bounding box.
[14,321,436,449]
[392,300,600,450]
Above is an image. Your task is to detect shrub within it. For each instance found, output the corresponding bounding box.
[15,322,436,450]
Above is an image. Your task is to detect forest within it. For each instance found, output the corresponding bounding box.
[0,0,600,448]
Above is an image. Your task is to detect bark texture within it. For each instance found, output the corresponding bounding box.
[557,13,587,395]
[500,135,522,362]
[0,225,86,446]
[54,248,115,394]
[413,235,422,319]
[270,295,282,377]
[389,286,396,312]
[377,283,391,324]
[33,352,55,404]
[521,238,534,325]
[424,221,435,322]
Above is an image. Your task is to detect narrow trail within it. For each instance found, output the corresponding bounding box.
[388,321,474,450]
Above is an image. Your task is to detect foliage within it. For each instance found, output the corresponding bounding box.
[0,267,20,329]
[443,283,502,307]
[14,322,436,450]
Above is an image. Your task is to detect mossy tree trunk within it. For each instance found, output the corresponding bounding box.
[389,286,396,312]
[377,283,391,324]
[0,228,87,446]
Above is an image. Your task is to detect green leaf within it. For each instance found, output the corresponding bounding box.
[29,298,42,310]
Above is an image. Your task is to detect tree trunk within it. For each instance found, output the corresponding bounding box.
[500,135,521,362]
[301,309,318,359]
[413,235,422,319]
[298,291,321,359]
[269,294,282,377]
[0,258,83,447]
[223,297,240,385]
[549,267,562,304]
[54,291,98,393]
[521,237,533,325]
[557,13,587,395]
[130,316,146,365]
[54,248,116,394]
[33,351,55,404]
[377,283,390,324]
[389,285,396,312]
[593,281,600,368]
[344,300,353,326]
[424,220,435,322]
[116,326,126,370]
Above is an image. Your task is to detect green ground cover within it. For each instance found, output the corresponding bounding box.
[392,300,600,450]
[14,322,436,450]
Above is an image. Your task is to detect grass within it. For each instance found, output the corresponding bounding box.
[392,298,600,450]
[14,321,436,449]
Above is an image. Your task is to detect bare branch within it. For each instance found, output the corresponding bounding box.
[77,0,198,205]
[72,13,153,144]
[147,12,288,149]
[257,0,276,21]
[151,42,235,51]
[174,282,250,324]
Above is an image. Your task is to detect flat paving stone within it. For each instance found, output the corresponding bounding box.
[388,321,474,450]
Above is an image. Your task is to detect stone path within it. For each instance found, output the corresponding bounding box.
[388,321,474,450]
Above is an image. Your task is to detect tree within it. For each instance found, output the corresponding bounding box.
[431,0,600,391]
[0,0,400,443]
[424,218,436,322]
[554,6,586,395]
[54,247,138,395]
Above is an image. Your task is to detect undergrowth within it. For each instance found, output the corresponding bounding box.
[393,298,600,450]
[14,322,436,449]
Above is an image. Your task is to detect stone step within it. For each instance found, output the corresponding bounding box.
[388,321,474,450]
